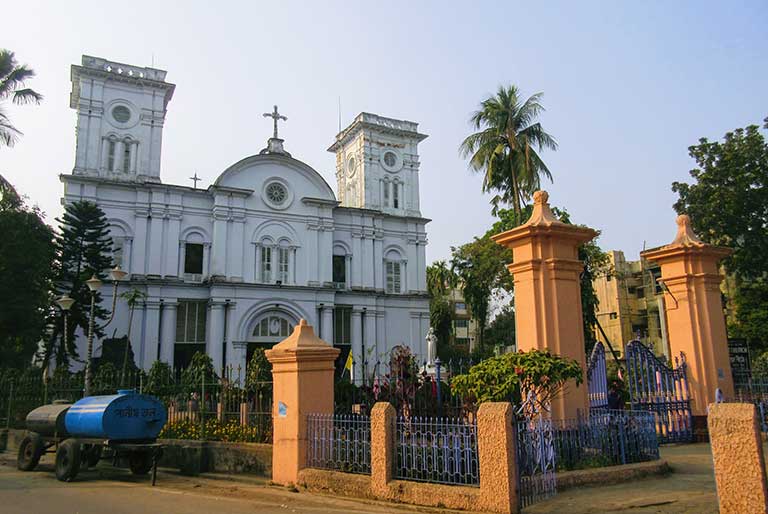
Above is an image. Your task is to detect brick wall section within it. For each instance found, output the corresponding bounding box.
[708,403,768,514]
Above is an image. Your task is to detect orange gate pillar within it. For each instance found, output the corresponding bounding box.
[492,191,597,419]
[265,319,340,485]
[641,215,734,417]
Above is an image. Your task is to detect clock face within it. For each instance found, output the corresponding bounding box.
[112,105,131,123]
[381,150,401,172]
[347,156,356,176]
[266,182,287,205]
[383,151,396,168]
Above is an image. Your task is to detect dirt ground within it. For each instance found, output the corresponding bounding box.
[0,443,756,514]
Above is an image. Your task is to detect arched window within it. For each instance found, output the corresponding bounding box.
[256,236,295,285]
[384,248,405,294]
[108,140,117,171]
[249,311,297,351]
[179,229,210,282]
[122,140,131,172]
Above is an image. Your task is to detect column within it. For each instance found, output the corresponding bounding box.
[229,220,245,281]
[165,217,181,278]
[351,309,363,384]
[364,310,376,377]
[100,138,109,170]
[373,230,383,290]
[492,191,596,419]
[375,312,386,364]
[211,214,228,278]
[362,235,375,288]
[321,305,334,343]
[641,215,735,416]
[319,227,333,285]
[208,302,226,375]
[306,228,319,285]
[409,312,422,363]
[265,320,339,485]
[129,301,145,368]
[351,233,362,287]
[406,240,417,293]
[130,141,139,173]
[147,216,164,275]
[142,302,161,369]
[160,301,178,366]
[132,216,148,276]
[114,141,124,171]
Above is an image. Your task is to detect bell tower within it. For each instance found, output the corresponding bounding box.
[328,113,427,217]
[70,55,175,182]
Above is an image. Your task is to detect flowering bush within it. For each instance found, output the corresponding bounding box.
[159,418,271,443]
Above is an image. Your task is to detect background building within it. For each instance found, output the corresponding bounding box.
[592,250,669,358]
[62,55,430,379]
[446,288,478,352]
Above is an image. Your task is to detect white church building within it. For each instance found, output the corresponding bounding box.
[61,55,430,378]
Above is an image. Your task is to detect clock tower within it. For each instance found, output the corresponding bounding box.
[70,55,175,182]
[328,113,427,217]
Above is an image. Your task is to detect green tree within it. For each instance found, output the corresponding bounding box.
[484,304,516,349]
[451,349,583,413]
[120,288,147,381]
[459,85,557,218]
[0,181,55,368]
[426,261,458,357]
[0,49,43,147]
[47,201,114,366]
[450,236,513,347]
[672,118,768,352]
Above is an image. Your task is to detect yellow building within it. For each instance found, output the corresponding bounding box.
[447,288,478,352]
[592,250,669,358]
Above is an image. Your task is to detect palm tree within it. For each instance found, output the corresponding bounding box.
[426,260,457,298]
[459,85,557,218]
[0,49,43,147]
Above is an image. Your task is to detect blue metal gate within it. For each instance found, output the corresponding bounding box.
[587,342,609,410]
[625,340,693,443]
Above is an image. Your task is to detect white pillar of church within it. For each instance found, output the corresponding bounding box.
[208,302,226,375]
[375,311,386,364]
[351,233,362,287]
[229,221,245,281]
[129,301,145,367]
[100,138,109,171]
[319,227,333,285]
[132,216,148,276]
[351,309,363,384]
[114,141,124,172]
[362,235,374,288]
[364,310,376,378]
[142,303,161,369]
[130,141,138,173]
[306,229,319,285]
[160,301,177,366]
[165,218,181,278]
[211,217,228,278]
[147,216,164,275]
[321,305,334,343]
[373,232,383,290]
[406,242,417,293]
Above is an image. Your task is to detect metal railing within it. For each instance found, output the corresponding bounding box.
[306,414,371,475]
[395,415,479,486]
[550,410,659,471]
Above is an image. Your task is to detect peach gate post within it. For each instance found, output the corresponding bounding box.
[492,191,597,420]
[642,215,735,420]
[265,319,340,485]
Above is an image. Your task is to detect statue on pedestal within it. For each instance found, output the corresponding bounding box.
[426,327,437,366]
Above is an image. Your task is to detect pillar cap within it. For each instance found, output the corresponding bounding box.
[491,190,597,247]
[264,319,340,362]
[642,214,732,262]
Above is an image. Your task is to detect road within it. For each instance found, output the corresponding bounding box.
[0,457,433,514]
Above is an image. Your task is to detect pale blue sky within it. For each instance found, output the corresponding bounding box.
[2,1,766,263]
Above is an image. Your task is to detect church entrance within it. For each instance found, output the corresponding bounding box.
[246,311,297,365]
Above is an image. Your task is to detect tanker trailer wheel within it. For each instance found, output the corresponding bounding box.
[128,451,152,475]
[55,439,81,482]
[17,433,44,471]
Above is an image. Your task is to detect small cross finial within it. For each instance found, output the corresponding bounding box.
[190,172,201,189]
[263,105,287,139]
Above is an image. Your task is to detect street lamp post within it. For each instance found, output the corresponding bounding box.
[55,295,76,356]
[83,266,127,397]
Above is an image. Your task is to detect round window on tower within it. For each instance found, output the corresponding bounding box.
[384,152,396,167]
[347,156,356,176]
[112,105,131,124]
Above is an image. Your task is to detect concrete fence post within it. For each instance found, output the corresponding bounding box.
[708,403,768,513]
[370,402,396,497]
[477,402,520,514]
[216,402,224,422]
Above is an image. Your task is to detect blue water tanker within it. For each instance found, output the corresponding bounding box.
[65,389,167,440]
[19,389,167,484]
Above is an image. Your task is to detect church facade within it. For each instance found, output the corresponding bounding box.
[62,55,430,378]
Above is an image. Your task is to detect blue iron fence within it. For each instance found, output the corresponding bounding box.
[551,410,659,470]
[306,414,371,475]
[516,413,557,508]
[395,415,479,486]
[733,371,768,432]
[587,342,609,410]
[625,339,693,443]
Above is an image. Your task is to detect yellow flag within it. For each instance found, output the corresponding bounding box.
[344,351,353,372]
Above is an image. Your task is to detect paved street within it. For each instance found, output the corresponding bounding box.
[0,444,748,514]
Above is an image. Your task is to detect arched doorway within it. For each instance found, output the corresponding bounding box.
[246,310,297,365]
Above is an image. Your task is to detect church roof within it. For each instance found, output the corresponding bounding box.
[328,112,428,152]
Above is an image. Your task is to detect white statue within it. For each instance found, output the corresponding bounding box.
[426,327,437,366]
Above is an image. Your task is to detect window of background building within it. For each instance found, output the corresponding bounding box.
[609,312,618,320]
[455,319,468,328]
[455,302,466,311]
[636,287,645,299]
[455,337,469,346]
[175,300,207,370]
[333,255,346,285]
[184,243,204,275]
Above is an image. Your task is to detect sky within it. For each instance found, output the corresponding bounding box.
[2,1,767,264]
